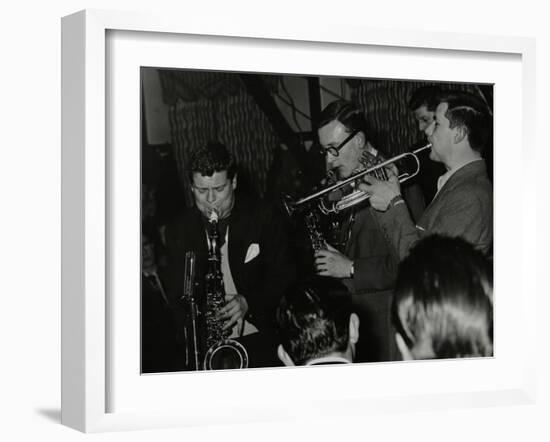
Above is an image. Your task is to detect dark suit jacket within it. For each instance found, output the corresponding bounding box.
[342,205,399,293]
[163,193,296,332]
[335,204,400,363]
[338,184,425,293]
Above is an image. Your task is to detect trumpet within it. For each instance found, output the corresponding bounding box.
[286,143,432,215]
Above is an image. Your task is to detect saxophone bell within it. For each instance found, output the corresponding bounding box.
[203,339,249,370]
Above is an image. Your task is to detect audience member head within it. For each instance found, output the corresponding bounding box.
[188,142,237,219]
[408,86,442,132]
[317,100,369,180]
[392,235,493,360]
[276,287,359,366]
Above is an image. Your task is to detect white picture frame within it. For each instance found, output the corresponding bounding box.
[61,9,537,433]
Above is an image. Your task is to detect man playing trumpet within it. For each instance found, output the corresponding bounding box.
[313,99,423,362]
[361,91,493,258]
[314,100,398,289]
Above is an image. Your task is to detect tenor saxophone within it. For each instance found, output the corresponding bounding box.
[201,210,248,370]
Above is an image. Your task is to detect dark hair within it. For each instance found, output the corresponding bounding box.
[408,86,443,112]
[318,99,367,135]
[276,287,352,365]
[441,92,492,155]
[188,141,237,180]
[392,235,493,359]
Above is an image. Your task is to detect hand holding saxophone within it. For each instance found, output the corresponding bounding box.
[219,293,249,331]
[359,163,401,212]
[314,243,354,278]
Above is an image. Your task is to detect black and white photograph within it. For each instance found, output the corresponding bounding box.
[4,0,548,439]
[140,68,494,373]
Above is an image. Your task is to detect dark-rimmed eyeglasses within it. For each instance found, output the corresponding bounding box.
[318,129,359,157]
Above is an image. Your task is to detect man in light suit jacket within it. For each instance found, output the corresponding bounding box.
[361,91,493,258]
[163,142,296,370]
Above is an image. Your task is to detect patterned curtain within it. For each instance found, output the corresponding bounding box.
[161,71,491,207]
[350,80,481,157]
[165,73,281,206]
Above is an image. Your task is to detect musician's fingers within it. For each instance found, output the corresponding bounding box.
[358,182,371,193]
[224,297,248,327]
[315,260,328,271]
[222,313,239,331]
[316,255,333,268]
[386,166,400,185]
[218,306,230,319]
[219,297,237,315]
[362,175,376,185]
[387,163,399,176]
[318,265,338,277]
[314,251,330,260]
[220,302,239,320]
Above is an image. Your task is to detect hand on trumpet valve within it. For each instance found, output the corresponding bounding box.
[359,164,401,212]
[314,243,354,279]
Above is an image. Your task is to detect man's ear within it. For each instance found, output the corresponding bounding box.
[453,126,468,145]
[349,313,360,345]
[395,333,414,361]
[277,344,295,366]
[231,173,238,190]
[355,131,366,150]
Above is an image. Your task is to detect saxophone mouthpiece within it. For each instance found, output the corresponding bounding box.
[208,209,219,223]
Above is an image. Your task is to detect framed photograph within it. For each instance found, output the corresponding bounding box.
[62,9,536,433]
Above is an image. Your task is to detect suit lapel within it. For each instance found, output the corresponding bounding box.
[420,160,486,227]
[227,197,250,290]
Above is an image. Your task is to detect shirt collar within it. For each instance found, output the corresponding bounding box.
[436,158,483,193]
[306,356,352,365]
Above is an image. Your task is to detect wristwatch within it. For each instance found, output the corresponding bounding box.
[389,194,404,209]
[349,262,354,278]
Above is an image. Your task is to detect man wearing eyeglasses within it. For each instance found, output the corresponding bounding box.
[314,100,398,288]
[312,99,403,362]
[162,142,296,369]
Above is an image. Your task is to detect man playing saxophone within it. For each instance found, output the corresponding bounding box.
[163,142,296,370]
